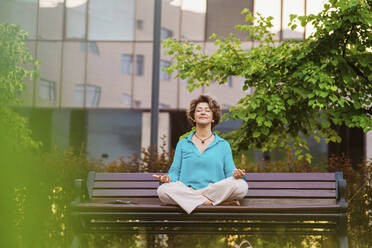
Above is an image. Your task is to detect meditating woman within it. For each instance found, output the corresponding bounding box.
[153,95,248,214]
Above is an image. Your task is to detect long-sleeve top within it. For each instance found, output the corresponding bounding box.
[167,131,242,190]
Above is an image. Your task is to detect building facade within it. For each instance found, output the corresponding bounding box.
[1,0,370,164]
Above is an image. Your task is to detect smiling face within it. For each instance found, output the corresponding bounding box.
[194,102,214,126]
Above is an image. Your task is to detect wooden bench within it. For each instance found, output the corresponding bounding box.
[70,172,348,248]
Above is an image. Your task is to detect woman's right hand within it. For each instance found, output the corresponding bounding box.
[152,174,170,183]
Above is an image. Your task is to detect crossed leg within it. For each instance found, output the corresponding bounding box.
[157,177,248,214]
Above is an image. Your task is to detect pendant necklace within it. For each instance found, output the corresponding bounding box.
[194,133,213,144]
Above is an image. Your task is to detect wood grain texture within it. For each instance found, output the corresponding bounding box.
[92,189,336,198]
[94,172,336,181]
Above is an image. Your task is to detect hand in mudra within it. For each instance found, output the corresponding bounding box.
[233,168,246,179]
[152,174,170,183]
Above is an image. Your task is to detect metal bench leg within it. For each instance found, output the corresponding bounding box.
[71,235,81,248]
[337,214,348,248]
[338,235,348,248]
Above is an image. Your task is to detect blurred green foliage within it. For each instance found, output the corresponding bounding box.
[0,23,40,247]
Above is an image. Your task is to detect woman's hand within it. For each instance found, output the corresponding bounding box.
[233,168,246,179]
[152,174,170,183]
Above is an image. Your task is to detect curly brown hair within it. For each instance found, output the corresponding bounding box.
[186,94,221,129]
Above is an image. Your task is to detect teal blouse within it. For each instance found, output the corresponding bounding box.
[167,131,241,190]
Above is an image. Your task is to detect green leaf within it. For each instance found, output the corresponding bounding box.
[264,120,272,127]
[321,121,331,128]
[252,131,260,138]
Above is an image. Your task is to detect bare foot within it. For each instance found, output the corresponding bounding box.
[219,200,240,206]
[189,187,214,206]
[202,200,213,206]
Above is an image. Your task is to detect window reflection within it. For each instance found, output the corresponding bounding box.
[74,84,101,107]
[39,79,56,101]
[161,28,173,40]
[39,0,64,40]
[254,0,281,38]
[0,0,38,39]
[74,84,85,107]
[86,85,101,107]
[181,0,206,41]
[121,54,144,75]
[160,60,171,80]
[136,19,143,30]
[66,0,87,39]
[80,42,99,54]
[135,55,144,76]
[121,54,133,74]
[122,93,132,107]
[282,0,304,40]
[305,0,326,38]
[89,0,135,41]
[36,42,61,107]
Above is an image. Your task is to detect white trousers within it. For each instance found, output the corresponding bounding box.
[157,177,248,214]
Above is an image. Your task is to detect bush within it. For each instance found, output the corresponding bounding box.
[14,139,371,247]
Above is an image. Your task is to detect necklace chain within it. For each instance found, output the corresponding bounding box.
[194,133,213,144]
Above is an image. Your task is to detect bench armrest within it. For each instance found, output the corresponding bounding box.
[336,172,347,210]
[72,179,84,204]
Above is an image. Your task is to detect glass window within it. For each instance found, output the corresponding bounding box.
[39,79,56,101]
[121,54,144,75]
[160,60,171,80]
[0,0,38,39]
[206,0,253,40]
[89,42,99,54]
[86,110,142,162]
[66,0,87,39]
[121,54,133,74]
[39,0,64,40]
[181,0,206,41]
[161,28,173,40]
[135,55,144,75]
[122,93,131,107]
[254,0,281,39]
[36,42,62,107]
[159,103,170,109]
[136,19,143,30]
[88,0,135,40]
[86,85,101,107]
[80,42,99,54]
[282,0,305,40]
[62,42,86,108]
[227,76,232,88]
[74,84,85,107]
[74,84,101,107]
[134,0,154,41]
[305,0,326,38]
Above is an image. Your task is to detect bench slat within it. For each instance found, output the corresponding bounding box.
[90,197,336,206]
[92,189,336,198]
[72,203,342,213]
[93,181,335,190]
[94,172,336,181]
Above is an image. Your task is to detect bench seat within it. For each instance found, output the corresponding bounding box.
[70,172,348,247]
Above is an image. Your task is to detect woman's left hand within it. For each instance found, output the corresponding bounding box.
[233,168,246,179]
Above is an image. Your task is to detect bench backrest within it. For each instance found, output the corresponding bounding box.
[85,172,344,207]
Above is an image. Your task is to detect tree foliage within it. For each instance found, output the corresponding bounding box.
[0,23,40,150]
[163,0,372,162]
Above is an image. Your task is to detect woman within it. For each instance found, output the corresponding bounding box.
[152,95,248,214]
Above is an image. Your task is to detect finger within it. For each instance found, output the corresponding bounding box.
[166,176,170,183]
[152,174,160,179]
